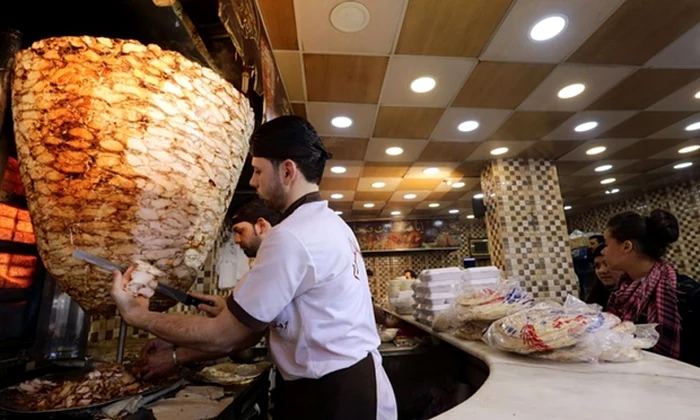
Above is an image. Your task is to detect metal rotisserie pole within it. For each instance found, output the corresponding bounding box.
[116,319,127,363]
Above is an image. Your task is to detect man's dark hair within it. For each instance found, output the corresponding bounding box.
[404,269,417,279]
[249,115,332,185]
[589,235,604,245]
[230,198,282,227]
[591,244,606,259]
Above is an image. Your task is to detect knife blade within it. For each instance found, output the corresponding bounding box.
[155,283,214,307]
[72,249,126,273]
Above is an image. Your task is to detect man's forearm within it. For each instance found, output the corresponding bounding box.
[135,310,247,353]
[176,347,227,365]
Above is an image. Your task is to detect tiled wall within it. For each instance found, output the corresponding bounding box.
[364,219,490,302]
[481,159,578,302]
[567,178,700,280]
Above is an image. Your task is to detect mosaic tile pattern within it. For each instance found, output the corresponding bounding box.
[481,159,578,302]
[567,179,700,280]
[364,220,490,303]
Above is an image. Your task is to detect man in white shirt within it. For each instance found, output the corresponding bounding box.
[111,116,397,419]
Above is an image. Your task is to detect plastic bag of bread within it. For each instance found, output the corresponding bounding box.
[452,321,492,341]
[483,301,621,355]
[455,281,535,322]
[531,322,659,363]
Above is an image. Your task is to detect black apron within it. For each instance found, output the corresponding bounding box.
[272,193,378,419]
[272,353,377,420]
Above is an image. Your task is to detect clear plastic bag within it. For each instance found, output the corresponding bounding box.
[454,281,535,322]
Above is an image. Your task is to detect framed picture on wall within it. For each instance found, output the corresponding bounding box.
[469,238,489,257]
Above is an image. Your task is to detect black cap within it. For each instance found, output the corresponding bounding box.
[230,198,282,227]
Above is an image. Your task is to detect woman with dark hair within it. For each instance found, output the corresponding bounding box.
[602,209,682,359]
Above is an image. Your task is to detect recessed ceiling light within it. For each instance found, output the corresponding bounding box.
[451,182,465,188]
[558,83,585,99]
[385,147,403,156]
[457,120,479,132]
[564,205,572,211]
[363,203,375,208]
[605,188,620,195]
[674,162,693,169]
[335,210,343,215]
[466,215,475,219]
[695,91,700,99]
[331,116,352,128]
[574,121,598,132]
[330,166,347,174]
[490,147,509,156]
[686,122,700,131]
[390,211,401,216]
[410,76,436,93]
[371,182,386,189]
[473,193,484,199]
[449,209,459,214]
[679,145,700,154]
[529,15,567,42]
[600,178,616,185]
[586,146,606,156]
[329,1,371,33]
[330,193,344,199]
[428,203,440,208]
[403,193,417,200]
[594,164,613,172]
[423,167,440,175]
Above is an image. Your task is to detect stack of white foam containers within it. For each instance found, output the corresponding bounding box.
[461,266,500,290]
[413,267,462,326]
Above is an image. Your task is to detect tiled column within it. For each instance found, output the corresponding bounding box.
[481,159,578,301]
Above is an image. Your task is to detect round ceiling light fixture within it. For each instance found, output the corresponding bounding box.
[423,167,440,175]
[574,121,598,132]
[330,1,371,33]
[685,121,700,131]
[605,188,620,195]
[564,205,572,211]
[371,182,386,189]
[331,116,353,128]
[330,193,344,199]
[679,145,700,154]
[586,146,606,156]
[674,162,693,169]
[403,193,417,200]
[429,203,440,208]
[473,193,484,199]
[335,210,343,215]
[451,182,465,188]
[458,120,480,132]
[390,211,401,216]
[449,209,459,214]
[695,91,700,99]
[600,178,616,185]
[330,166,347,174]
[363,203,375,208]
[385,146,404,156]
[594,164,613,172]
[490,147,509,156]
[411,76,436,93]
[466,215,475,219]
[529,15,568,42]
[558,83,585,99]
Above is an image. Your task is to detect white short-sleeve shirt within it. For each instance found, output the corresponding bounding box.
[227,199,397,419]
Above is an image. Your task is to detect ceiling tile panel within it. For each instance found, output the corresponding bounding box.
[395,0,512,57]
[304,54,388,103]
[322,137,369,161]
[556,138,641,161]
[482,0,624,63]
[305,102,377,137]
[322,160,364,178]
[612,159,678,174]
[295,0,405,54]
[290,102,307,119]
[354,191,394,202]
[554,161,597,176]
[364,138,428,163]
[519,64,635,111]
[356,177,402,192]
[362,163,411,178]
[373,107,444,138]
[516,141,584,160]
[274,51,305,101]
[452,62,556,109]
[319,177,359,191]
[388,191,432,202]
[381,56,476,107]
[648,78,700,111]
[257,0,299,50]
[646,112,700,139]
[599,111,695,138]
[647,23,700,69]
[396,178,443,191]
[322,191,355,201]
[452,161,489,178]
[489,111,574,141]
[404,162,459,179]
[586,69,700,110]
[416,141,480,162]
[542,111,637,140]
[431,108,512,142]
[567,0,700,65]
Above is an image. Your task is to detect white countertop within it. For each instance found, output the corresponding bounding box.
[385,310,700,420]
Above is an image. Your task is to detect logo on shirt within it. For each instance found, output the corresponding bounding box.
[349,237,362,281]
[272,320,289,330]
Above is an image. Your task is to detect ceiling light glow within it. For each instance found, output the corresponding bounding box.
[449,209,459,214]
[423,167,440,175]
[429,203,440,208]
[473,193,484,199]
[466,215,475,219]
[586,146,606,155]
[330,166,347,174]
[679,145,700,154]
[335,210,343,215]
[594,164,613,172]
[371,182,386,189]
[674,162,693,169]
[685,122,700,131]
[411,77,436,93]
[558,83,585,99]
[385,146,404,156]
[363,203,375,208]
[331,116,352,128]
[330,193,344,199]
[458,120,479,132]
[574,121,598,132]
[403,193,417,200]
[605,188,620,195]
[390,211,401,216]
[564,205,572,210]
[529,15,567,42]
[490,147,509,156]
[600,178,616,185]
[452,182,465,188]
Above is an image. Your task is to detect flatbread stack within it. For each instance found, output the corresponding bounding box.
[455,282,535,323]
